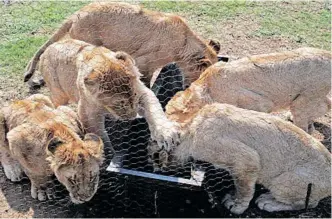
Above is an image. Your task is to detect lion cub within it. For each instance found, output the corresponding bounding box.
[166,47,331,133]
[0,94,104,204]
[38,39,179,151]
[24,2,220,88]
[150,103,331,214]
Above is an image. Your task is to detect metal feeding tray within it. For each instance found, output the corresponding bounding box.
[107,158,205,187]
[106,56,229,188]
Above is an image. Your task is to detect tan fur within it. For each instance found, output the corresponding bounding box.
[166,47,332,132]
[39,39,180,151]
[151,103,331,214]
[24,2,219,86]
[0,94,103,204]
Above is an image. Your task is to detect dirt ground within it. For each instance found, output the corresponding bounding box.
[0,1,331,218]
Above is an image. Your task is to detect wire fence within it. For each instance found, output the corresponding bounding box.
[0,1,331,218]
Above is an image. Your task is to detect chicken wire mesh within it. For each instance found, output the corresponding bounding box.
[0,1,331,218]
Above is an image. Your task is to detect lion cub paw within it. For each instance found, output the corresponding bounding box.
[152,121,181,151]
[222,194,249,215]
[2,163,24,182]
[256,193,293,212]
[31,185,54,201]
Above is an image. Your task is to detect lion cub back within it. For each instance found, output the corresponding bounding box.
[180,103,330,170]
[2,95,83,141]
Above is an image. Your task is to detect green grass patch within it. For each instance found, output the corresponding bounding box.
[0,36,48,77]
[141,1,248,19]
[0,1,330,77]
[142,1,331,49]
[252,4,331,49]
[1,1,87,41]
[0,1,87,76]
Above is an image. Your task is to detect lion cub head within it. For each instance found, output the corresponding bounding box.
[46,127,104,204]
[178,39,220,86]
[79,48,141,119]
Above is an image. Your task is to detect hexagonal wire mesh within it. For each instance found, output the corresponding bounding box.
[0,1,331,218]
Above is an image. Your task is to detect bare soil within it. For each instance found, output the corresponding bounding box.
[0,1,331,218]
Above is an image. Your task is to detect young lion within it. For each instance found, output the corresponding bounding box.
[24,2,220,88]
[0,94,104,204]
[166,47,331,133]
[38,39,179,151]
[150,103,331,214]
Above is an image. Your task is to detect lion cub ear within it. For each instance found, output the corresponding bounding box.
[208,39,221,54]
[47,136,64,155]
[198,57,212,70]
[84,133,104,159]
[115,51,136,66]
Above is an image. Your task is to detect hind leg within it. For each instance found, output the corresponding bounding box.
[221,140,261,214]
[256,192,296,212]
[221,160,259,215]
[291,96,330,133]
[256,171,320,212]
[192,137,261,214]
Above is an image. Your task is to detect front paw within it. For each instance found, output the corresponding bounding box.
[31,184,55,201]
[222,194,249,215]
[151,121,181,151]
[255,193,293,212]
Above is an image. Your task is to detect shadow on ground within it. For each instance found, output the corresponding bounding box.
[0,150,331,218]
